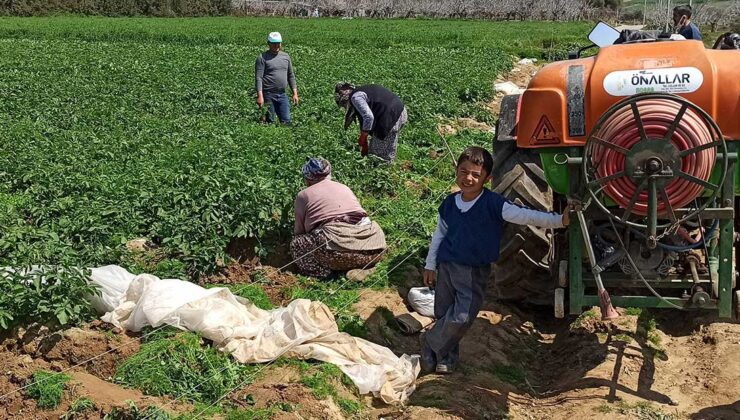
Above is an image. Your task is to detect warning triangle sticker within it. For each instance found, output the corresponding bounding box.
[531,116,560,144]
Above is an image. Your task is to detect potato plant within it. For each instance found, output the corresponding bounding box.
[0,18,590,332]
[0,267,98,330]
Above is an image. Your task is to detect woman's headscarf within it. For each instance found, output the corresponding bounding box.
[334,82,355,108]
[302,157,332,183]
[335,83,358,130]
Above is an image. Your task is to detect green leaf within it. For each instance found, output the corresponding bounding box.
[56,311,69,325]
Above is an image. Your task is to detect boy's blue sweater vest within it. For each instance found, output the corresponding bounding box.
[436,189,507,267]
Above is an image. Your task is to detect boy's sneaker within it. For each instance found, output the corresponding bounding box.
[418,333,436,374]
[435,363,454,374]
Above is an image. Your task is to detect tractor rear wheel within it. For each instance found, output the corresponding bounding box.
[490,105,555,303]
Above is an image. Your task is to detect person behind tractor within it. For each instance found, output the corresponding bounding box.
[673,5,702,41]
[255,32,299,125]
[419,147,573,374]
[334,83,408,162]
[291,157,387,278]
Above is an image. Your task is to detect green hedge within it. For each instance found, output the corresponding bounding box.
[0,0,231,17]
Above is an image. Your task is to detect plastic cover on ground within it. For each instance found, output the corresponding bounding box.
[88,265,420,404]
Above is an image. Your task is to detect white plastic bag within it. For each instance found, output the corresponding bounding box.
[494,81,524,95]
[407,287,435,318]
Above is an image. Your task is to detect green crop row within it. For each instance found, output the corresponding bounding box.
[3,17,569,280]
[0,17,591,58]
[0,20,598,328]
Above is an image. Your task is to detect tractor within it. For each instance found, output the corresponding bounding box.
[491,22,740,320]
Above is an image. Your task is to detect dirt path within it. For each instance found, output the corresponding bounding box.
[0,325,185,419]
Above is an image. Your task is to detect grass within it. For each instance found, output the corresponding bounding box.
[615,400,678,420]
[206,283,274,310]
[571,308,600,328]
[613,333,634,343]
[625,307,643,316]
[297,362,362,416]
[115,332,259,405]
[223,406,285,420]
[103,401,172,419]
[26,370,70,409]
[595,400,678,419]
[62,397,96,419]
[594,403,613,413]
[245,358,363,416]
[636,311,666,358]
[491,364,526,387]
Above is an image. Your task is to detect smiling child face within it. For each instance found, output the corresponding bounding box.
[455,160,491,200]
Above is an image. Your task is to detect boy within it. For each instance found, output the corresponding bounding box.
[420,146,571,374]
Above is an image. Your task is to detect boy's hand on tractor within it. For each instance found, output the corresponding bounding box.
[561,212,570,226]
[423,269,436,287]
[562,199,582,227]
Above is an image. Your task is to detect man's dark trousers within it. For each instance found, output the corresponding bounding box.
[265,91,291,125]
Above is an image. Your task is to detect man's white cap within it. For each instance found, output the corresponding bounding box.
[267,32,282,43]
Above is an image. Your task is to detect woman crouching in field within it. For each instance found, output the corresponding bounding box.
[290,157,387,278]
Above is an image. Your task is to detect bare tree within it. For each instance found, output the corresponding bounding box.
[232,0,719,22]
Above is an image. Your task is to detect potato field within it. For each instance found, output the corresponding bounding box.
[4,16,736,420]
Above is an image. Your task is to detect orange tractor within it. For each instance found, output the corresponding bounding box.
[492,22,740,319]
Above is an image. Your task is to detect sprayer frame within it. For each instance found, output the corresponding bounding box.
[564,138,737,318]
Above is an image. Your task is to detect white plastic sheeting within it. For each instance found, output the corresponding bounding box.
[494,81,524,96]
[88,265,420,404]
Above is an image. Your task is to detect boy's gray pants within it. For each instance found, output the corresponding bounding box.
[425,261,489,365]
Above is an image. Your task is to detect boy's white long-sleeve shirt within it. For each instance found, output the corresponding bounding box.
[424,192,564,270]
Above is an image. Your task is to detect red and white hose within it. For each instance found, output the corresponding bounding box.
[592,99,715,216]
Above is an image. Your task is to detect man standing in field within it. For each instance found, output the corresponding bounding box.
[255,32,299,125]
[672,5,702,41]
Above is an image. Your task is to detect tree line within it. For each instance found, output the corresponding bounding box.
[1,0,738,30]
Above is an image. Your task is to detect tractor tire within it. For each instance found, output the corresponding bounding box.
[490,117,555,304]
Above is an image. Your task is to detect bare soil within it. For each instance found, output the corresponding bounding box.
[0,325,185,419]
[202,261,299,307]
[231,366,347,420]
[1,259,739,419]
[0,319,351,419]
[359,295,740,420]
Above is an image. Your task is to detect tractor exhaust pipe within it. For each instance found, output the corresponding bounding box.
[576,209,619,320]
